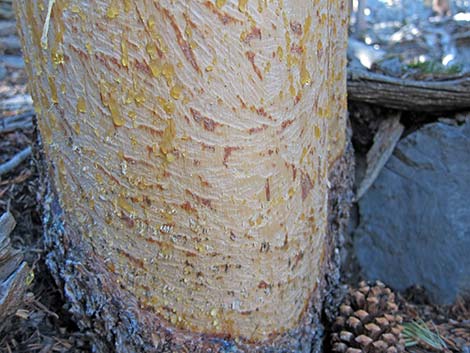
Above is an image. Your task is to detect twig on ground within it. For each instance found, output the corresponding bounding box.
[0,146,31,177]
[0,111,34,134]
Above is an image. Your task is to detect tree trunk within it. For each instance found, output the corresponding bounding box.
[15,1,350,352]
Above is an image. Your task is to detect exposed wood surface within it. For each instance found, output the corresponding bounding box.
[17,0,350,351]
[355,113,404,200]
[348,67,470,112]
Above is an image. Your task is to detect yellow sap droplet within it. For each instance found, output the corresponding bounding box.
[128,111,137,120]
[300,62,311,86]
[85,42,92,54]
[73,122,81,134]
[299,15,312,49]
[205,65,214,72]
[99,80,110,107]
[121,37,129,68]
[160,119,176,154]
[130,135,138,146]
[106,4,119,19]
[152,143,159,154]
[216,0,227,8]
[317,39,323,51]
[277,46,283,60]
[285,27,291,46]
[314,125,321,139]
[109,96,125,127]
[162,63,175,85]
[264,61,271,73]
[289,83,295,98]
[161,99,175,114]
[149,59,162,77]
[146,43,159,60]
[123,0,131,12]
[49,110,57,127]
[300,147,308,163]
[52,51,64,67]
[170,85,182,100]
[166,153,175,162]
[48,77,58,104]
[286,54,295,68]
[42,113,55,144]
[238,0,248,12]
[123,89,133,104]
[148,15,156,30]
[77,96,86,113]
[185,25,192,38]
[304,15,312,34]
[118,196,133,214]
[288,187,295,197]
[134,92,146,106]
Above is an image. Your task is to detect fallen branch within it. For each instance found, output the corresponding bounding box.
[0,146,32,177]
[0,94,34,112]
[0,111,34,134]
[348,67,470,112]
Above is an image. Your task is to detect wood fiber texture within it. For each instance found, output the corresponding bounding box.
[16,0,349,351]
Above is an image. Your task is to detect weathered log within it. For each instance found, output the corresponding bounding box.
[347,67,470,112]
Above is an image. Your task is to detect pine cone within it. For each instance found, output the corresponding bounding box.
[330,281,406,353]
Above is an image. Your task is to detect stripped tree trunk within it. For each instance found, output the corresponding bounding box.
[15,1,351,352]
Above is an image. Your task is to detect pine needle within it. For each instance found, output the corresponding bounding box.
[403,319,447,350]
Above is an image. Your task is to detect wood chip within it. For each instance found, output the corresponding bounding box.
[0,212,31,321]
[356,113,404,200]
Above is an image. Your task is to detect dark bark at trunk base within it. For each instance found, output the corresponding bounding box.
[37,129,354,353]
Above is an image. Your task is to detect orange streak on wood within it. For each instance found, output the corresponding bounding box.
[203,1,243,25]
[245,51,263,80]
[190,108,221,131]
[161,7,201,74]
[185,189,213,209]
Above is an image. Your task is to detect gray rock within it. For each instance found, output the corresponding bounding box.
[0,65,5,81]
[354,120,470,304]
[0,21,16,37]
